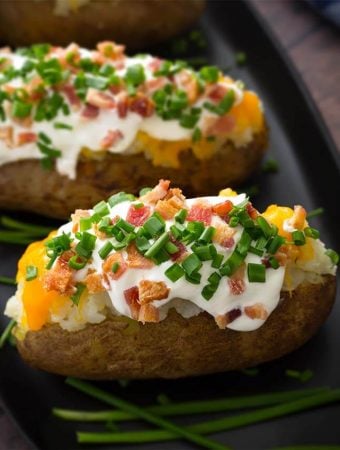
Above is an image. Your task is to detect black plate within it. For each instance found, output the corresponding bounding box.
[1,1,340,449]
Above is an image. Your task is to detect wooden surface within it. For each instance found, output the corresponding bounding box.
[1,1,340,449]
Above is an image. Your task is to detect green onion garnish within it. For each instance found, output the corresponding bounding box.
[135,235,151,254]
[236,231,252,256]
[174,209,188,224]
[229,216,239,227]
[325,249,339,265]
[185,271,202,284]
[235,51,247,65]
[304,227,320,239]
[115,218,135,233]
[98,242,114,260]
[211,253,224,269]
[143,214,165,238]
[193,244,215,261]
[192,127,202,142]
[165,263,185,282]
[256,216,273,238]
[292,230,306,246]
[139,187,152,196]
[108,192,135,208]
[79,217,92,232]
[285,369,314,383]
[111,262,120,273]
[220,250,245,277]
[182,253,202,276]
[199,66,219,83]
[75,232,97,259]
[262,158,279,173]
[25,265,38,281]
[201,283,218,300]
[306,207,324,219]
[0,276,16,286]
[0,319,16,349]
[267,235,285,254]
[144,232,169,258]
[170,225,183,240]
[248,246,264,257]
[199,226,216,243]
[93,200,110,218]
[165,242,179,255]
[268,256,280,269]
[70,283,86,306]
[247,263,266,283]
[54,122,73,130]
[68,255,87,270]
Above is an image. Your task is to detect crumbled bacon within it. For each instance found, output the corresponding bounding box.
[71,209,90,233]
[97,41,125,59]
[206,84,228,102]
[138,304,160,323]
[175,69,198,103]
[187,203,213,226]
[138,280,169,305]
[16,132,37,146]
[228,278,245,295]
[126,204,150,226]
[42,251,75,295]
[215,308,242,329]
[102,253,126,281]
[12,115,33,128]
[61,84,81,107]
[126,243,154,269]
[203,114,235,136]
[85,272,105,294]
[124,286,140,320]
[86,88,115,109]
[25,76,45,101]
[155,188,185,220]
[213,200,233,218]
[244,303,268,320]
[140,179,170,204]
[129,94,154,117]
[143,77,167,93]
[290,205,307,230]
[0,126,13,147]
[81,103,100,119]
[213,223,235,247]
[100,129,123,149]
[148,57,163,73]
[246,203,259,220]
[117,93,128,118]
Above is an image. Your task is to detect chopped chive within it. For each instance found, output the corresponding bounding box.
[325,249,339,265]
[236,231,252,256]
[208,272,221,285]
[212,253,224,269]
[0,319,16,349]
[165,242,179,255]
[185,271,202,284]
[25,265,38,281]
[111,262,120,273]
[306,208,324,219]
[174,209,188,224]
[170,225,183,240]
[79,217,92,232]
[256,216,273,238]
[199,226,216,243]
[99,242,114,260]
[220,250,245,277]
[235,51,247,65]
[70,283,86,306]
[165,263,185,282]
[248,245,264,257]
[143,214,165,238]
[108,192,135,208]
[267,235,285,254]
[144,232,169,258]
[139,187,152,196]
[192,127,202,142]
[193,244,214,261]
[292,230,306,246]
[285,369,314,383]
[0,276,16,286]
[247,263,266,283]
[115,218,135,233]
[68,255,87,270]
[268,256,280,269]
[54,122,73,130]
[133,202,144,209]
[75,232,97,259]
[262,158,279,173]
[182,253,202,276]
[202,283,218,300]
[199,66,219,83]
[304,227,319,239]
[93,200,110,218]
[135,236,151,254]
[229,216,239,227]
[38,131,52,144]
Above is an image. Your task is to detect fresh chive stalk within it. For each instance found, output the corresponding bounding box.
[0,320,16,349]
[0,276,16,286]
[0,216,53,236]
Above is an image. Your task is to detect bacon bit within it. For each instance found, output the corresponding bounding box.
[155,189,185,220]
[169,236,187,262]
[61,84,81,107]
[116,93,128,118]
[16,132,37,146]
[148,57,163,73]
[246,203,259,220]
[124,286,140,320]
[65,43,81,63]
[244,303,268,320]
[203,114,235,136]
[138,303,160,323]
[42,251,75,295]
[100,129,123,149]
[143,77,167,93]
[12,115,33,128]
[81,103,100,119]
[213,200,233,219]
[187,203,213,226]
[206,84,228,102]
[91,51,106,66]
[261,258,271,268]
[25,76,45,101]
[109,84,123,95]
[175,69,198,103]
[0,126,14,147]
[138,280,170,305]
[102,253,126,281]
[86,88,115,109]
[290,205,307,230]
[140,179,170,204]
[97,41,125,59]
[71,209,90,233]
[215,308,242,329]
[85,272,105,294]
[129,94,154,117]
[126,243,154,269]
[274,249,289,266]
[126,204,150,226]
[212,223,234,247]
[228,278,245,295]
[0,47,11,54]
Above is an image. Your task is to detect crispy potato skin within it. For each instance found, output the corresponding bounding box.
[0,130,267,219]
[0,0,205,49]
[17,275,336,379]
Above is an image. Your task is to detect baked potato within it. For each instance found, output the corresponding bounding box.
[0,42,267,219]
[5,181,337,379]
[0,0,205,49]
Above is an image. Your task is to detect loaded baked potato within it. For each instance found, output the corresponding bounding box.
[0,42,267,219]
[5,181,337,379]
[0,0,205,49]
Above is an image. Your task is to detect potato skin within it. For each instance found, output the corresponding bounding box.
[0,0,205,49]
[0,130,267,219]
[17,275,336,379]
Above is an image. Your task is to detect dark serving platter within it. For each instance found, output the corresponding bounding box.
[0,1,339,449]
